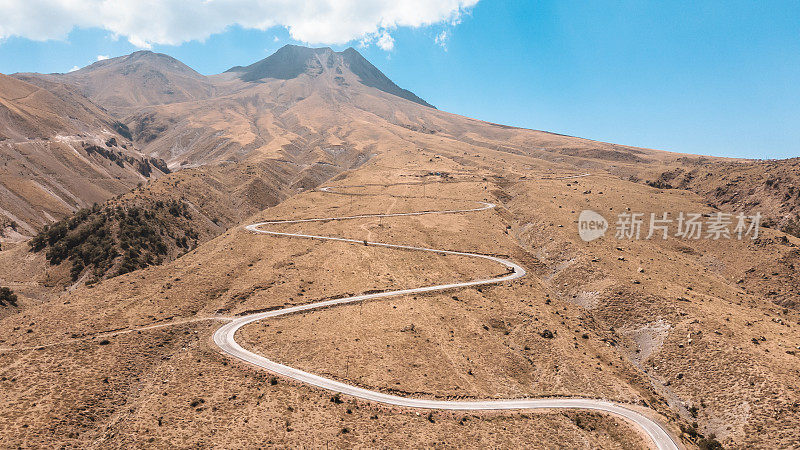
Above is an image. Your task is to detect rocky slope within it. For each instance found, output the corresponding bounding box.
[0,74,168,240]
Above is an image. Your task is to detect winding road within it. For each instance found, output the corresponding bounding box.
[213,181,680,450]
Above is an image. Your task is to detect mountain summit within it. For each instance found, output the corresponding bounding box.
[226,45,434,108]
[17,50,215,113]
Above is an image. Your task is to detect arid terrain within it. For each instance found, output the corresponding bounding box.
[1,45,799,449]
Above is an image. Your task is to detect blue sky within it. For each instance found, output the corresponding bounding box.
[0,0,797,159]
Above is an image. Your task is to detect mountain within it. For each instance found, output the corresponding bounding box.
[0,74,169,238]
[0,73,116,139]
[227,44,435,108]
[122,45,657,171]
[17,51,215,114]
[0,46,799,450]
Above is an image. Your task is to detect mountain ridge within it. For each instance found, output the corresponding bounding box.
[225,44,435,108]
[15,45,433,111]
[14,50,216,113]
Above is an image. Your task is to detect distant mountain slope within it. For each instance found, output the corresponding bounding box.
[0,74,114,139]
[643,156,800,234]
[226,44,434,108]
[22,156,325,286]
[0,74,168,239]
[16,51,215,114]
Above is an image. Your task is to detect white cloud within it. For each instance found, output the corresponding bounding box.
[376,30,395,51]
[273,36,280,42]
[68,65,80,72]
[435,30,449,50]
[0,1,479,51]
[96,54,109,61]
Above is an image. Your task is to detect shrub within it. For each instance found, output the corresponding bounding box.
[150,158,170,174]
[699,434,723,450]
[29,204,170,280]
[781,216,800,239]
[70,260,85,281]
[0,287,18,306]
[680,423,698,438]
[136,159,152,177]
[647,180,674,189]
[112,121,133,140]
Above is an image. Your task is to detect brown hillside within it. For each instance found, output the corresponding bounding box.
[0,74,169,239]
[0,46,797,449]
[16,51,215,115]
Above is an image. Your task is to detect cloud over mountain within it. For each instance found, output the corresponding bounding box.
[0,0,477,49]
